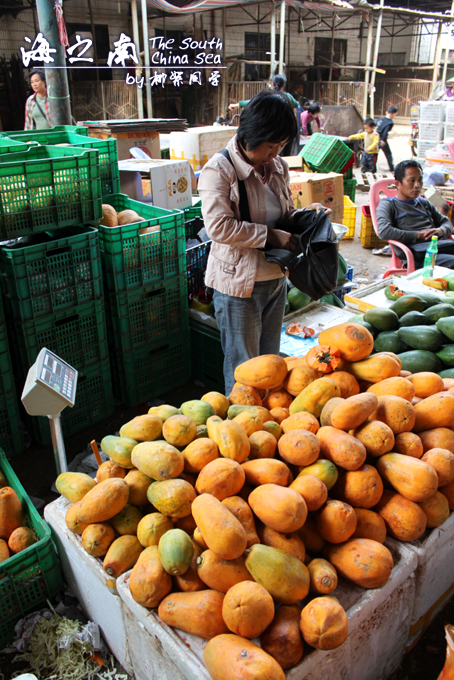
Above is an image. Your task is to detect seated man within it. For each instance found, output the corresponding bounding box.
[376,159,454,270]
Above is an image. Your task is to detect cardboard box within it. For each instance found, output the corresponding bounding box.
[282,155,305,169]
[119,158,192,210]
[169,126,238,172]
[289,171,344,221]
[88,129,161,161]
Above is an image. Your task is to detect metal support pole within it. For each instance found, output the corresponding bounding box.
[49,415,68,474]
[329,14,335,82]
[35,0,71,125]
[278,0,285,75]
[221,8,227,115]
[270,3,276,79]
[442,3,454,90]
[363,14,373,119]
[370,0,384,120]
[141,0,152,118]
[131,0,144,119]
[432,20,443,95]
[87,0,99,80]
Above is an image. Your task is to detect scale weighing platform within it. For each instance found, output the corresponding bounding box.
[21,347,78,474]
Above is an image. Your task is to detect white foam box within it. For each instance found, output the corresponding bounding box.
[44,497,132,675]
[169,126,238,172]
[116,541,417,680]
[387,511,454,652]
[118,158,193,210]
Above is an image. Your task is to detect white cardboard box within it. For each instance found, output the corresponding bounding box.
[169,126,238,172]
[44,497,132,675]
[387,511,454,651]
[117,541,417,680]
[119,158,192,210]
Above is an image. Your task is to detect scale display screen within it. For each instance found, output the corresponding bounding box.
[39,350,77,405]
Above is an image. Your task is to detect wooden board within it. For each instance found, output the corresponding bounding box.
[353,168,395,192]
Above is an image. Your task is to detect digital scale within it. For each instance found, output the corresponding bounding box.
[21,348,78,474]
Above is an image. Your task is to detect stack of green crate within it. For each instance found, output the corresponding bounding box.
[0,224,113,445]
[0,295,24,457]
[343,177,357,202]
[99,194,190,407]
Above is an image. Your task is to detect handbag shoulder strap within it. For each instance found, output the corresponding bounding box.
[219,148,251,223]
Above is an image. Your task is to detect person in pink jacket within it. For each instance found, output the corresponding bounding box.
[198,89,330,395]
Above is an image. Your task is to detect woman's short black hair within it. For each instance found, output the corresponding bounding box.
[308,103,321,115]
[237,89,297,150]
[272,74,286,90]
[29,68,46,83]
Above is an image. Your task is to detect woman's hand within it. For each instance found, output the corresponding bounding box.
[267,228,298,250]
[305,202,332,217]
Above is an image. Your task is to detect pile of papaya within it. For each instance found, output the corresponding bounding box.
[53,318,454,680]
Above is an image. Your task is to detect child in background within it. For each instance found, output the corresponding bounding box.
[376,105,398,172]
[300,103,325,136]
[349,119,379,173]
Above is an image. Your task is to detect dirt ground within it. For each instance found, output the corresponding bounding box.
[2,125,453,679]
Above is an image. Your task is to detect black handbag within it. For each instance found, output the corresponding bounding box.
[264,209,339,300]
[218,148,339,300]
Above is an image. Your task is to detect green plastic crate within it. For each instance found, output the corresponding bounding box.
[110,333,191,407]
[105,274,189,353]
[0,226,103,322]
[5,130,120,196]
[99,194,185,293]
[0,145,102,239]
[300,134,353,174]
[344,178,357,202]
[31,358,114,445]
[0,137,38,154]
[11,298,109,378]
[0,125,88,138]
[190,319,224,393]
[0,449,63,648]
[0,389,24,459]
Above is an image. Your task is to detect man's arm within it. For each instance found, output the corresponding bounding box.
[376,200,419,245]
[423,200,453,238]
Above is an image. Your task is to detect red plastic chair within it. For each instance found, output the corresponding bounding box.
[369,178,416,278]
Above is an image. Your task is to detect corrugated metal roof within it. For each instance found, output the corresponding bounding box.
[145,0,352,14]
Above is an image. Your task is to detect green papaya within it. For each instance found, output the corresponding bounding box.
[349,314,364,322]
[439,368,454,378]
[415,291,444,308]
[397,326,445,352]
[100,435,138,469]
[337,253,348,285]
[423,304,454,324]
[399,311,428,327]
[390,294,426,318]
[384,284,405,301]
[158,528,193,575]
[374,331,409,354]
[180,399,216,425]
[442,273,454,291]
[436,345,454,368]
[397,350,443,374]
[285,299,290,315]
[287,287,311,310]
[227,404,258,419]
[437,316,454,342]
[364,307,399,331]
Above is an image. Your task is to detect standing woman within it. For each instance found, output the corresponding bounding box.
[24,69,51,130]
[199,89,328,395]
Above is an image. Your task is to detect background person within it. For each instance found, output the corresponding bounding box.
[444,77,454,101]
[199,89,329,395]
[349,118,379,173]
[376,105,398,172]
[300,103,325,137]
[376,159,454,269]
[24,69,51,130]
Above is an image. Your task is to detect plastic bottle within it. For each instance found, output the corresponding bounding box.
[422,235,438,277]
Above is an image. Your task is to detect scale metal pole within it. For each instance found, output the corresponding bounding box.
[48,415,68,474]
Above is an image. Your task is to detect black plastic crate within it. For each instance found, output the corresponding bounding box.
[190,319,224,393]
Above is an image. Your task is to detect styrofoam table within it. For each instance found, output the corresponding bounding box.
[387,510,454,651]
[44,497,132,675]
[117,541,417,680]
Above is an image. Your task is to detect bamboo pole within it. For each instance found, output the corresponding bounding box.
[131,0,144,119]
[141,0,152,118]
[278,0,285,75]
[370,0,384,119]
[270,3,276,79]
[363,14,374,119]
[432,20,443,96]
[442,2,454,90]
[329,14,335,82]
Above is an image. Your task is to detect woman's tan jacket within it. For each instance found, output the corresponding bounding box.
[198,135,297,298]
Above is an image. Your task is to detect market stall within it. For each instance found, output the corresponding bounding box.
[2,119,454,680]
